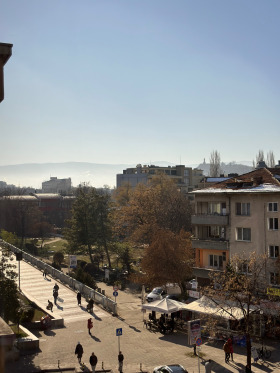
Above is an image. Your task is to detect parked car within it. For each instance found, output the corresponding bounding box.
[146,287,166,302]
[153,364,188,372]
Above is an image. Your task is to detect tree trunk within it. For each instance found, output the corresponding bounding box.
[246,333,252,368]
[87,244,95,264]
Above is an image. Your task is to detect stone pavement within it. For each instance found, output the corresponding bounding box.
[5,257,280,373]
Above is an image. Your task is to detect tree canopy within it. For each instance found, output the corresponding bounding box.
[140,229,194,291]
[113,174,192,245]
[65,186,113,266]
[0,245,20,322]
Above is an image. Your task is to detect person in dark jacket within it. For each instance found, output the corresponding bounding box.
[118,351,124,373]
[77,292,82,306]
[53,289,58,305]
[87,318,93,335]
[75,342,83,363]
[89,352,98,373]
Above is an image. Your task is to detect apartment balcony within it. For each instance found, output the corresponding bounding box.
[192,238,229,251]
[191,213,229,226]
[192,266,224,279]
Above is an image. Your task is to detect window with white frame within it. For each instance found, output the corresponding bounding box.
[236,202,250,216]
[270,272,280,286]
[268,218,279,230]
[268,202,278,212]
[269,245,279,258]
[209,254,223,268]
[236,227,251,241]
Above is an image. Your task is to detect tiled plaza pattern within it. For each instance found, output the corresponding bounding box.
[6,256,280,373]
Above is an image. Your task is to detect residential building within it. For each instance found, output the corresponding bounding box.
[42,177,71,194]
[117,164,204,195]
[191,167,280,287]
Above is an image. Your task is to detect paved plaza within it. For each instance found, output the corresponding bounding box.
[5,257,280,373]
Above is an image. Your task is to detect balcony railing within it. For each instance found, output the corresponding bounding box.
[191,213,229,226]
[192,238,229,250]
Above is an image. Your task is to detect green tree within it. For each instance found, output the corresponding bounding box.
[53,251,64,266]
[0,245,20,322]
[65,186,113,267]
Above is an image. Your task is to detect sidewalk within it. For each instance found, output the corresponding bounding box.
[5,257,280,373]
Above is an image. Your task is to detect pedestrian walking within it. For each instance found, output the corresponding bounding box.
[77,291,82,306]
[223,340,230,363]
[89,352,98,373]
[46,300,53,312]
[87,318,93,335]
[75,341,83,364]
[227,338,234,361]
[43,268,47,278]
[53,283,59,295]
[53,289,58,305]
[118,351,124,373]
[205,359,212,373]
[87,298,94,313]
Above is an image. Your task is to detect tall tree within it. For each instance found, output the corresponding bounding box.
[114,174,192,245]
[209,150,221,177]
[266,150,275,168]
[140,229,194,291]
[0,245,20,322]
[65,186,113,266]
[252,149,265,168]
[202,253,279,370]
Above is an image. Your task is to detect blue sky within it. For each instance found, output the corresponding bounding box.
[1,0,280,167]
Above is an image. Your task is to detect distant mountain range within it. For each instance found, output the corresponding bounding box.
[0,161,253,189]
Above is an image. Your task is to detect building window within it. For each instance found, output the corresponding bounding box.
[269,245,279,258]
[270,272,280,286]
[239,261,251,274]
[209,254,223,268]
[208,202,221,215]
[268,202,278,212]
[268,218,279,230]
[236,202,250,216]
[236,227,251,241]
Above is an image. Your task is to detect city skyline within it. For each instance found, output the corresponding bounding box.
[1,0,280,167]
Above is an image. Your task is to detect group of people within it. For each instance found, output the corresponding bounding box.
[77,291,94,313]
[46,283,59,312]
[75,342,124,373]
[223,337,234,363]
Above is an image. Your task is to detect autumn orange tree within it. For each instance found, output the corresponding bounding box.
[113,174,192,245]
[140,229,194,292]
[202,252,280,370]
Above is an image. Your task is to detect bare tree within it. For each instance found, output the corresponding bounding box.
[266,150,275,168]
[202,252,280,370]
[209,150,221,177]
[253,150,264,168]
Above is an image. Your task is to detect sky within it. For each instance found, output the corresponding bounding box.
[1,0,280,168]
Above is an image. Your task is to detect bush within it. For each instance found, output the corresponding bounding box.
[20,306,35,323]
[51,262,61,271]
[71,267,97,289]
[53,251,64,265]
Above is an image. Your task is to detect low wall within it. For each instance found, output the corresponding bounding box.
[16,324,39,351]
[0,240,117,315]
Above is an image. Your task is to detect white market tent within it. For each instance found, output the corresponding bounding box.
[142,298,188,314]
[182,296,255,320]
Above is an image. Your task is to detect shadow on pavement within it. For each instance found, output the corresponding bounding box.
[56,304,63,310]
[44,329,56,337]
[91,335,101,342]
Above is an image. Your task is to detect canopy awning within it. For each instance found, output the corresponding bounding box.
[181,296,254,320]
[142,298,188,314]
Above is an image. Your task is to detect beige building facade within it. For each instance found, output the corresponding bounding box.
[191,167,280,287]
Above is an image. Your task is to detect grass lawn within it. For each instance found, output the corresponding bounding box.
[18,293,47,322]
[9,324,28,338]
[43,238,68,252]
